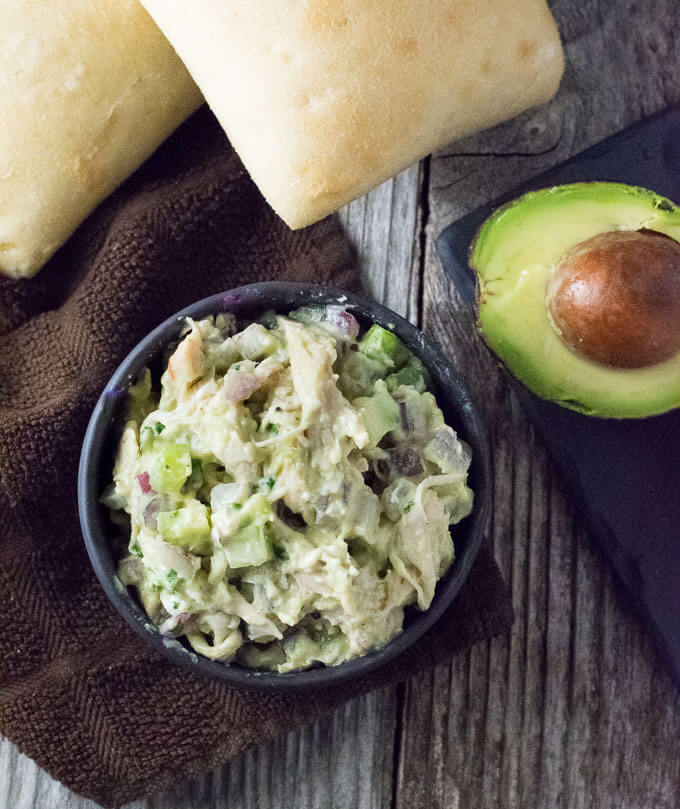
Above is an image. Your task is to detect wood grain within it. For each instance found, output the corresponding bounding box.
[0,690,397,809]
[338,162,424,322]
[395,2,680,807]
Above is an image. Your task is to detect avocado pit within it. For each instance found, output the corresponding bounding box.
[546,229,680,368]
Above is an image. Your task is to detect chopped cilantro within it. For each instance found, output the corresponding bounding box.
[266,423,279,435]
[153,422,165,435]
[272,544,288,561]
[132,541,143,558]
[404,501,414,513]
[173,601,180,610]
[167,569,179,590]
[232,502,243,510]
[258,476,276,491]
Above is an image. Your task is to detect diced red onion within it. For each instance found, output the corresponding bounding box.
[321,306,360,339]
[399,402,409,432]
[153,543,198,580]
[143,495,173,529]
[143,497,163,529]
[223,369,262,401]
[427,428,471,473]
[276,500,306,530]
[211,482,247,511]
[397,398,426,436]
[389,446,423,477]
[137,472,153,494]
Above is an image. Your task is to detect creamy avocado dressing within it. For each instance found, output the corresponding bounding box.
[105,307,473,672]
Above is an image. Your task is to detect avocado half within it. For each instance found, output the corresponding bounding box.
[470,182,680,418]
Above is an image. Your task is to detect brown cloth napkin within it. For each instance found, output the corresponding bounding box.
[0,108,513,808]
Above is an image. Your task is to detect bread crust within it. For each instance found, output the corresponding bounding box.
[141,0,564,228]
[0,0,202,278]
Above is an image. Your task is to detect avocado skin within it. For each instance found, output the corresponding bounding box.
[469,182,680,418]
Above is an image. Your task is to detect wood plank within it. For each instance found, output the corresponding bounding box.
[1,691,397,809]
[0,165,424,809]
[396,1,680,807]
[338,162,424,322]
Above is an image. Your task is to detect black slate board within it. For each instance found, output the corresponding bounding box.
[436,105,680,687]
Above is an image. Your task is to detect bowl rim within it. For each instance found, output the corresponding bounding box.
[78,281,492,691]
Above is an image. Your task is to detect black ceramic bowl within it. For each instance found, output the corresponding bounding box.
[78,282,491,691]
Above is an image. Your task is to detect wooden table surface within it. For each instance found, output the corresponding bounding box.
[2,2,680,807]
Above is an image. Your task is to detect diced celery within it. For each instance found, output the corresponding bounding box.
[238,493,273,527]
[225,523,273,568]
[358,325,410,368]
[232,323,282,360]
[157,501,212,556]
[386,364,426,393]
[337,350,387,399]
[149,444,192,492]
[157,501,210,538]
[354,381,401,445]
[288,305,325,324]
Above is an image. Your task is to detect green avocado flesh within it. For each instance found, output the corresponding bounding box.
[471,182,680,418]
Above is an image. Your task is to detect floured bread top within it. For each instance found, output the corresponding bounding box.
[0,0,202,279]
[141,0,564,228]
